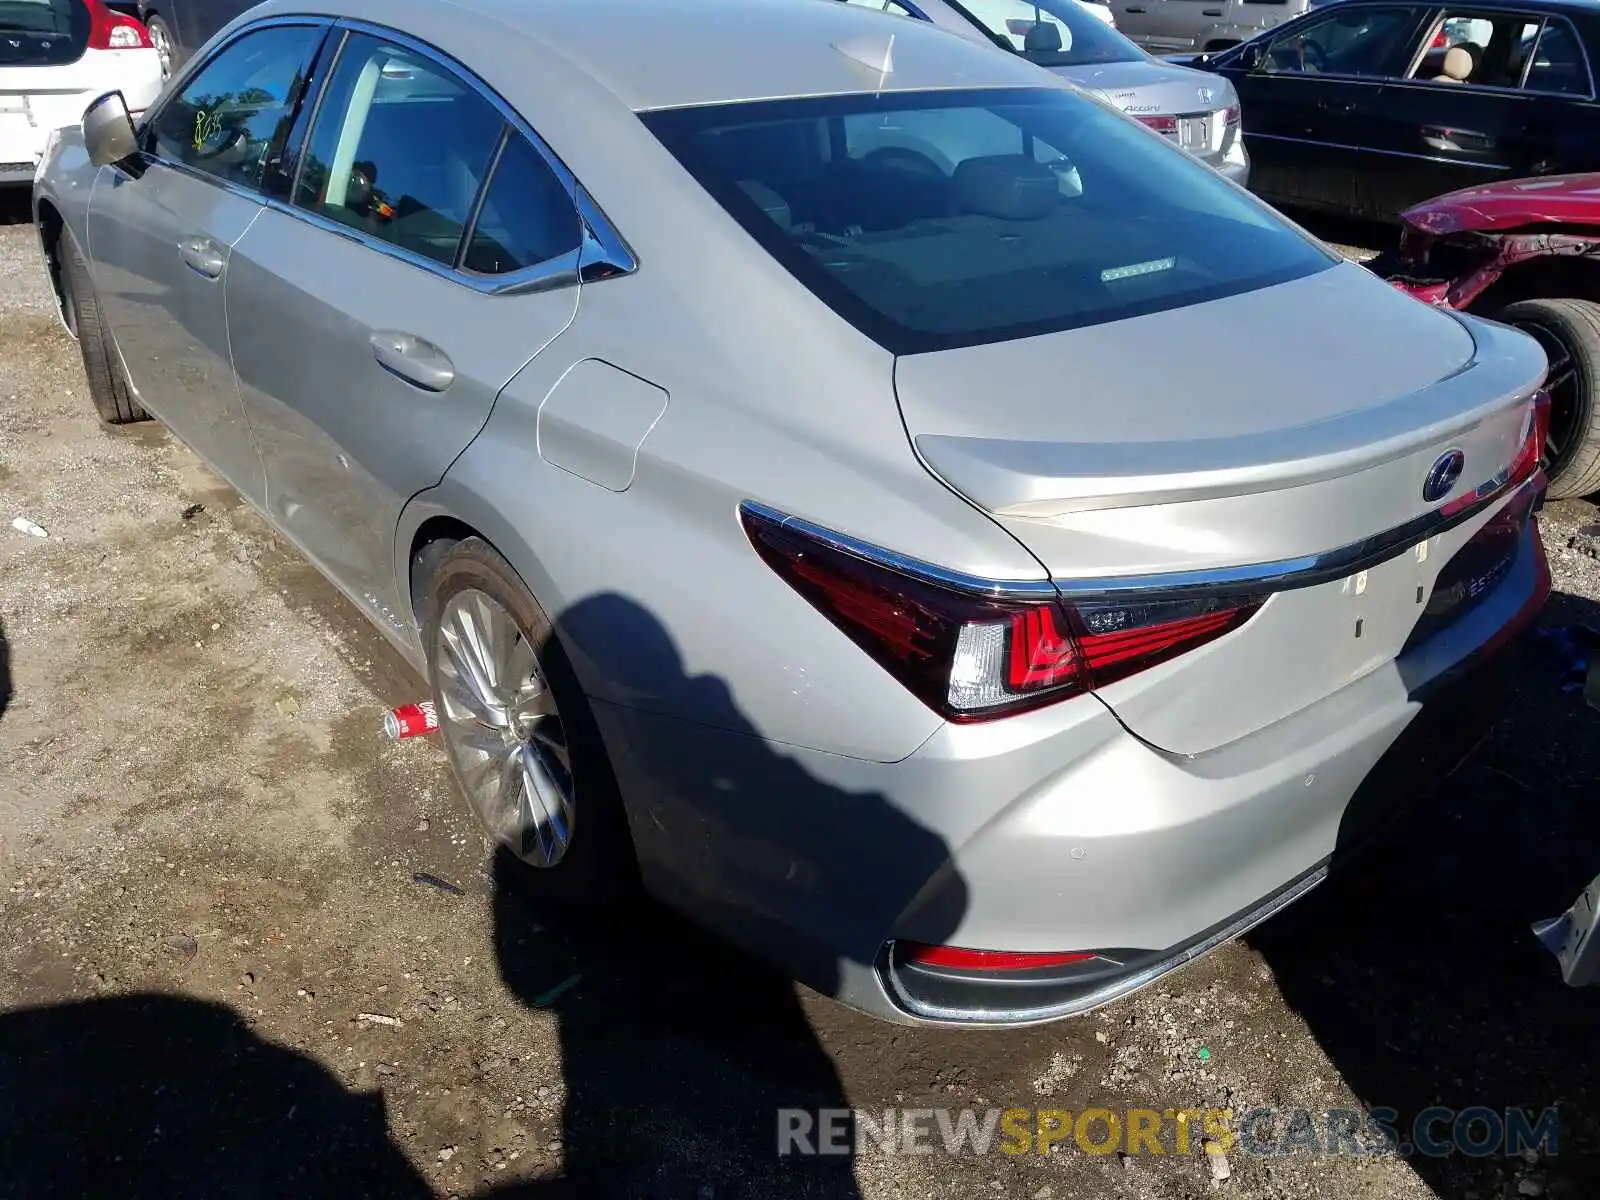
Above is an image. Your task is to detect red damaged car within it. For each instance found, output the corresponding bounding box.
[1372,174,1600,499]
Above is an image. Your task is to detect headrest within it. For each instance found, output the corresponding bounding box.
[952,155,1058,221]
[737,180,792,230]
[1439,46,1473,81]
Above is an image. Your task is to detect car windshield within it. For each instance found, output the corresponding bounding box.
[644,88,1335,354]
[950,0,1144,66]
[0,0,87,64]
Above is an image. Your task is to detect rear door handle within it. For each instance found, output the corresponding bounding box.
[1123,7,1145,12]
[177,236,225,280]
[1319,100,1357,114]
[370,330,455,392]
[1202,8,1223,14]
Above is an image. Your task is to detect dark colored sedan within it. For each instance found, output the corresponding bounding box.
[1186,0,1600,220]
[123,0,253,77]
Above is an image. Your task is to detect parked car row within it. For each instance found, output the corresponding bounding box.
[30,0,1555,1026]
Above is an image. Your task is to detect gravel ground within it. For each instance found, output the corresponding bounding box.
[2,190,1598,1200]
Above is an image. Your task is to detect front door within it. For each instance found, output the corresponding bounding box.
[226,28,586,626]
[84,20,328,503]
[1229,3,1427,214]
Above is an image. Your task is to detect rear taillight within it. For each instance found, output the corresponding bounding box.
[87,0,153,50]
[741,507,1261,723]
[903,944,1099,971]
[1223,104,1241,126]
[1509,387,1552,486]
[1136,114,1179,135]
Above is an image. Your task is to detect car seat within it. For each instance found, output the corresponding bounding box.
[1433,44,1476,82]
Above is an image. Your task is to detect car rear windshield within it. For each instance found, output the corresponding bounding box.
[643,88,1335,354]
[0,0,88,66]
[949,0,1143,66]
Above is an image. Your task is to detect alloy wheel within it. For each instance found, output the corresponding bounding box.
[434,588,574,868]
[147,19,173,79]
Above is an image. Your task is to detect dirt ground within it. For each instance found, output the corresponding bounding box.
[2,192,1599,1200]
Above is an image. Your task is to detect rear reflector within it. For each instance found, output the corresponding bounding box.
[903,944,1099,972]
[741,506,1261,722]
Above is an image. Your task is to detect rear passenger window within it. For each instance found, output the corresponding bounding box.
[1524,20,1591,95]
[148,24,322,191]
[293,32,503,266]
[461,135,583,275]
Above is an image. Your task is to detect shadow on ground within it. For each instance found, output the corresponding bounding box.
[0,595,961,1198]
[0,617,11,720]
[1251,588,1600,1197]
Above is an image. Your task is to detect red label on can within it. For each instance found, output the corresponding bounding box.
[385,700,439,739]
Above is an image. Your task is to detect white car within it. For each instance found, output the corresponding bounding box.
[1,0,162,186]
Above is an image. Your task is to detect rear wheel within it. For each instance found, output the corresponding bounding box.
[424,537,635,902]
[59,232,148,426]
[144,13,175,79]
[1495,297,1600,499]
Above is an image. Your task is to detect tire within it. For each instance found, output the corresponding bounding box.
[144,13,175,80]
[423,537,636,903]
[59,232,148,426]
[1495,297,1600,500]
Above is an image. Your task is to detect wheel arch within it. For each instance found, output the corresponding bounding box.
[395,487,566,660]
[33,197,68,329]
[1466,244,1600,316]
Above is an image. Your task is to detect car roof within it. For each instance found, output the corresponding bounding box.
[1330,0,1600,15]
[247,0,1059,112]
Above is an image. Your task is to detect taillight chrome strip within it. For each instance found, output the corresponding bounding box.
[741,466,1541,608]
[738,500,1058,600]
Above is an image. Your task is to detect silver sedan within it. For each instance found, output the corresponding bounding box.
[35,0,1550,1025]
[839,0,1251,182]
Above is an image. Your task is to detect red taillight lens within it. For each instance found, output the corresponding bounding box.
[741,507,1261,723]
[87,0,153,49]
[1222,103,1241,125]
[903,943,1099,972]
[1508,388,1551,487]
[1136,113,1179,135]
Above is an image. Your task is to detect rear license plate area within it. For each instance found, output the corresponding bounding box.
[1179,116,1210,150]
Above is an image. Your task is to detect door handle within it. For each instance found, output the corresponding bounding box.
[1202,7,1223,14]
[177,236,224,280]
[1124,6,1145,12]
[370,330,455,392]
[1319,100,1358,113]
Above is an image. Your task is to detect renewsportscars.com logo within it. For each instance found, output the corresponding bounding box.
[778,1106,1560,1159]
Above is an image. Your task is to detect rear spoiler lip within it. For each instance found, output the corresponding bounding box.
[911,311,1539,519]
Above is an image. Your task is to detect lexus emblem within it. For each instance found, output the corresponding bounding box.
[1423,449,1466,503]
[1198,86,1214,104]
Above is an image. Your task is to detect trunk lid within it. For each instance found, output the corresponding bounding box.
[894,262,1546,753]
[1057,59,1237,160]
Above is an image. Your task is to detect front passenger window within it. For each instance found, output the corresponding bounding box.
[293,32,504,266]
[148,24,323,191]
[1263,7,1416,76]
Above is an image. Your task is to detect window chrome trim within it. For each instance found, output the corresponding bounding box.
[132,14,637,297]
[329,17,637,290]
[741,468,1542,604]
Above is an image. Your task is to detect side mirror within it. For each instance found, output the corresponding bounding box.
[1024,20,1064,53]
[1238,41,1265,71]
[83,90,139,168]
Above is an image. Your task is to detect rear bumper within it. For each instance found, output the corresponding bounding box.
[594,504,1548,1027]
[0,50,162,185]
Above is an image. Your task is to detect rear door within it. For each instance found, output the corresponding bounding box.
[1229,3,1428,213]
[84,19,328,502]
[227,26,586,625]
[1364,10,1595,215]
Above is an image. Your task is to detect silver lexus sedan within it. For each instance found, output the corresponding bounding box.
[836,0,1251,183]
[35,0,1551,1026]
